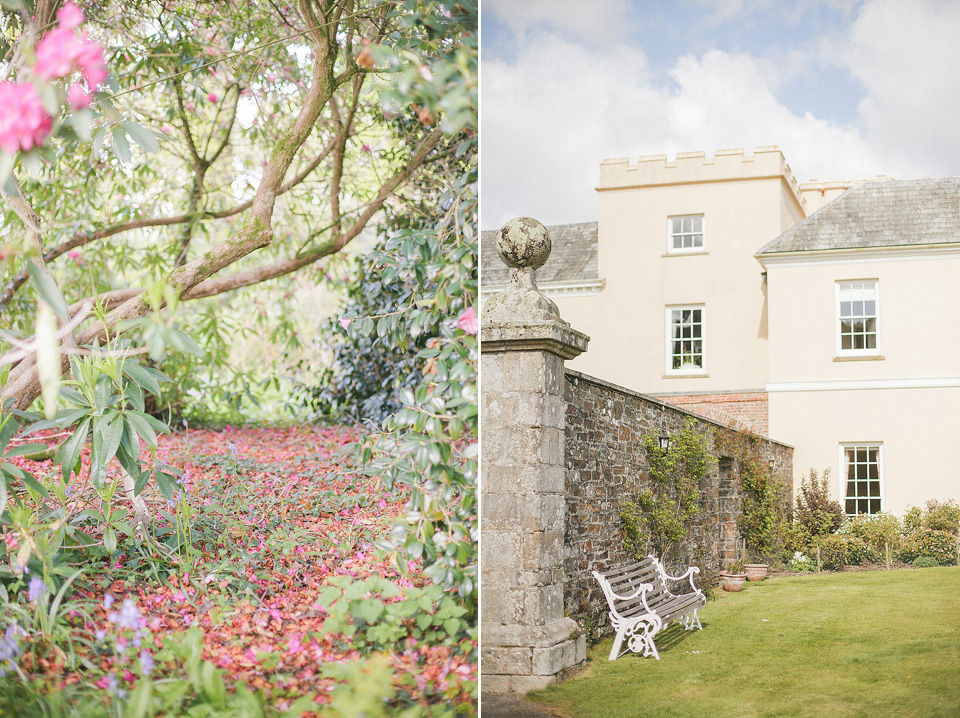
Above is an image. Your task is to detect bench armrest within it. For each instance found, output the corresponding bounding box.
[663,566,701,594]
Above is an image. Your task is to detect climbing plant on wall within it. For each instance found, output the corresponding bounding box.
[715,428,792,561]
[621,419,714,561]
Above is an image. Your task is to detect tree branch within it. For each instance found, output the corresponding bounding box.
[3,12,341,410]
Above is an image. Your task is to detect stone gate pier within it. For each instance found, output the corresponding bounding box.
[480,218,589,692]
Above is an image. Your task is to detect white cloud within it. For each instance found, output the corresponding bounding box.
[483,0,637,44]
[481,38,875,228]
[842,0,960,177]
[481,0,960,229]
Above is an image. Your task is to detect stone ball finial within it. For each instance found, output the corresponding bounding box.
[497,217,551,270]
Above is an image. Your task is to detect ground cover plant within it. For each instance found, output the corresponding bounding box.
[0,425,477,715]
[529,568,960,718]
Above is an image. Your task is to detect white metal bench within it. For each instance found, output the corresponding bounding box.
[592,555,705,660]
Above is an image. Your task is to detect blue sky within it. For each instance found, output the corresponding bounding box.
[481,0,960,228]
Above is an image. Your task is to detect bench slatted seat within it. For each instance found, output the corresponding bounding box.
[592,555,705,660]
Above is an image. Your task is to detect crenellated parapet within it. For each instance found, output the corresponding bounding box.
[599,146,805,209]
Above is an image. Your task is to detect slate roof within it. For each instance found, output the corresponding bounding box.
[481,221,599,286]
[758,178,960,255]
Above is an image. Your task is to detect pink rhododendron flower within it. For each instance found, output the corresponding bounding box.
[76,38,107,88]
[67,83,91,109]
[287,634,303,655]
[34,27,79,79]
[456,306,478,334]
[35,26,106,90]
[361,143,371,153]
[57,2,85,30]
[207,93,218,103]
[0,81,52,153]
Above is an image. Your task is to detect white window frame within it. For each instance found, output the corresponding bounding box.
[835,280,880,357]
[666,305,705,375]
[667,215,705,254]
[839,443,884,517]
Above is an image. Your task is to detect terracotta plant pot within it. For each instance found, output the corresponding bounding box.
[745,564,769,581]
[719,572,747,592]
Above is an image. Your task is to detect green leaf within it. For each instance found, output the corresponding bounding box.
[200,661,226,708]
[125,412,158,447]
[122,361,162,397]
[55,417,90,481]
[71,109,93,142]
[95,413,124,468]
[0,416,14,453]
[26,261,69,318]
[2,462,48,497]
[350,598,384,624]
[122,121,159,153]
[133,467,151,496]
[127,677,153,718]
[54,408,91,428]
[0,150,14,188]
[3,442,50,458]
[111,127,131,164]
[93,377,113,413]
[103,526,117,554]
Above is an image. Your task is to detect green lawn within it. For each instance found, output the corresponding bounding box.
[529,567,960,717]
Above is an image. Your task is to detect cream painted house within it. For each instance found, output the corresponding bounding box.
[481,147,960,515]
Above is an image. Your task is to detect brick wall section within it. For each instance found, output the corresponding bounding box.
[563,370,792,636]
[656,391,769,436]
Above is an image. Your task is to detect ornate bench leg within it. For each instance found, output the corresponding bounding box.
[625,615,662,660]
[680,607,703,631]
[609,628,627,661]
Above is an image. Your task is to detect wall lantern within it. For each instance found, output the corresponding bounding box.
[768,458,776,470]
[658,434,671,452]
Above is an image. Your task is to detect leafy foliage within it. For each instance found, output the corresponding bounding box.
[346,0,477,619]
[838,512,901,557]
[898,529,958,566]
[622,421,713,561]
[292,241,431,425]
[794,469,845,546]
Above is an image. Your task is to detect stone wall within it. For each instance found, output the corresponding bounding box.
[562,370,793,636]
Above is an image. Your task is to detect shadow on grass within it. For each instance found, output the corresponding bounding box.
[650,622,702,655]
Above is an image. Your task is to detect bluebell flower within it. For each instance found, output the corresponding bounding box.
[117,599,141,631]
[139,650,154,676]
[0,624,21,678]
[27,576,47,603]
[103,593,114,610]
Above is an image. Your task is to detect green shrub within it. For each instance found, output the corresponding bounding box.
[913,556,939,568]
[922,500,960,534]
[839,512,901,556]
[795,469,844,546]
[817,534,850,570]
[844,536,879,565]
[898,529,958,566]
[902,506,924,537]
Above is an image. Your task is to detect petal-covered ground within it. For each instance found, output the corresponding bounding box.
[4,425,477,715]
